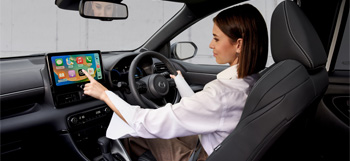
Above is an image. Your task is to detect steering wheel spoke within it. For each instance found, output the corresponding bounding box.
[160,98,167,105]
[167,78,176,87]
[135,80,147,94]
[140,94,160,109]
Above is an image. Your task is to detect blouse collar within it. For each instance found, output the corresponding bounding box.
[217,64,238,80]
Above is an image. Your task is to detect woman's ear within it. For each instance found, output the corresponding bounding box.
[235,38,243,54]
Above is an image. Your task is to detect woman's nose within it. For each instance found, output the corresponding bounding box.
[209,40,214,49]
[100,7,106,16]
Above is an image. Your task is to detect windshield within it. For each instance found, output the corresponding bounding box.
[0,0,183,58]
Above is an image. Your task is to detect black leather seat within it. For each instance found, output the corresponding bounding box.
[206,1,328,161]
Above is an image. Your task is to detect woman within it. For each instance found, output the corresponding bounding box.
[82,3,268,160]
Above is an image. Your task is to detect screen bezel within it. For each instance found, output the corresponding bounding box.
[45,50,105,93]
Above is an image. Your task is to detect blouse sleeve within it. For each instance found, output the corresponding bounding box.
[106,83,225,140]
[174,74,195,97]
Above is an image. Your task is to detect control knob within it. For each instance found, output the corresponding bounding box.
[70,117,79,125]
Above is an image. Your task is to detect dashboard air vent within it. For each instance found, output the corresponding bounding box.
[154,63,168,73]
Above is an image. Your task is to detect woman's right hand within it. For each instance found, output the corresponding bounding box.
[82,69,108,101]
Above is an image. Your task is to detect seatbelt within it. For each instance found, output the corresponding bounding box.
[188,138,202,161]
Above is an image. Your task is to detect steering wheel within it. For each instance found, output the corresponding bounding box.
[128,51,179,109]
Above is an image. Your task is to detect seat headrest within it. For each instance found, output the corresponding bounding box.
[271,1,327,70]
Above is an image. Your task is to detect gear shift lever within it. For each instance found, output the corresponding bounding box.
[98,136,115,161]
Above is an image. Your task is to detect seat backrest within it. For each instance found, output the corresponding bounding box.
[206,1,328,161]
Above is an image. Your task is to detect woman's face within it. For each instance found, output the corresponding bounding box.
[209,23,241,66]
[91,2,113,17]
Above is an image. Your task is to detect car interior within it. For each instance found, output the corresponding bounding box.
[0,0,348,161]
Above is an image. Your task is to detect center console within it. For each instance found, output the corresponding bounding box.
[66,105,131,161]
[45,51,131,161]
[68,105,113,160]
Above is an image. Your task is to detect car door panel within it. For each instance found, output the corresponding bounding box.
[308,71,350,160]
[171,59,227,92]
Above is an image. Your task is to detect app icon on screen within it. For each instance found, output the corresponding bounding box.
[58,72,66,79]
[78,69,85,76]
[88,68,94,75]
[68,70,76,78]
[76,57,83,64]
[86,56,92,63]
[55,58,63,66]
[66,58,74,66]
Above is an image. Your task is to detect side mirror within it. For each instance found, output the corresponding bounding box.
[171,42,197,60]
[79,0,128,21]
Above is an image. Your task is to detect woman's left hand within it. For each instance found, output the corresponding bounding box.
[170,70,182,79]
[82,69,108,101]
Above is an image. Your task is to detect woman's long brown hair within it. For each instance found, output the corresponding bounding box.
[213,4,268,78]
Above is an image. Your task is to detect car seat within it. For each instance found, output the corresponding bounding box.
[206,1,328,161]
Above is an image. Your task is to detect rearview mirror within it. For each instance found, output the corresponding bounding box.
[79,0,128,21]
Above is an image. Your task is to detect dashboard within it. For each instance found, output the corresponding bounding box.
[0,51,175,161]
[0,49,223,161]
[111,65,144,82]
[43,50,165,108]
[109,56,151,86]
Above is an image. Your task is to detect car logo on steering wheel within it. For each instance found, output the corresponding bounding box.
[158,81,166,88]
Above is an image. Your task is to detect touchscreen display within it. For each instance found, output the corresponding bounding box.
[49,52,103,86]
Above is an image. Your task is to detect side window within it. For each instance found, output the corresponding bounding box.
[334,13,349,71]
[171,0,284,66]
[171,13,217,65]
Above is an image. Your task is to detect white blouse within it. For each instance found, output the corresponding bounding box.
[106,64,259,155]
